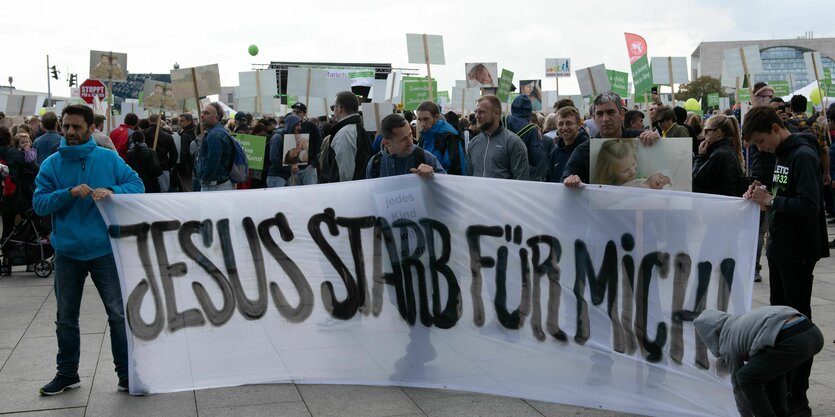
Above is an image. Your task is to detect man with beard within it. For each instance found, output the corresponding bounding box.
[466,95,528,179]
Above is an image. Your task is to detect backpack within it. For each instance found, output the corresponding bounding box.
[227,135,249,183]
[0,158,16,198]
[790,115,818,133]
[370,149,425,179]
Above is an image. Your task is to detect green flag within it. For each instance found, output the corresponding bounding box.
[625,33,653,96]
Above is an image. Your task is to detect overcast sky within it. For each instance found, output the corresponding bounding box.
[3,0,832,99]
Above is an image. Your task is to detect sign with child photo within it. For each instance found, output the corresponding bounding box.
[589,138,692,192]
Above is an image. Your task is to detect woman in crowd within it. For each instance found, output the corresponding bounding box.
[692,114,745,196]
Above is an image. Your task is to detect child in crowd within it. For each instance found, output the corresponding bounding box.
[594,139,671,189]
[13,132,37,165]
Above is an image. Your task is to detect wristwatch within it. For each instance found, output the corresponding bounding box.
[767,197,775,207]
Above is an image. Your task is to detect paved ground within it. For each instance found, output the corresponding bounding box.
[1,240,834,417]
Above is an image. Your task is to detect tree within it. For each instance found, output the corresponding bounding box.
[677,76,724,112]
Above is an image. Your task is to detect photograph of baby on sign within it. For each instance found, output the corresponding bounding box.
[283,133,310,166]
[589,137,692,192]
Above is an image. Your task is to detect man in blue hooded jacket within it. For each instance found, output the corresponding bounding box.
[504,94,544,180]
[415,101,466,175]
[33,104,144,396]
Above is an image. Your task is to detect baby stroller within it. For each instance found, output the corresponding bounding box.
[0,208,54,278]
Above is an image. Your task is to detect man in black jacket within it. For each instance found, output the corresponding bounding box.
[743,105,826,417]
[143,113,177,192]
[175,114,196,192]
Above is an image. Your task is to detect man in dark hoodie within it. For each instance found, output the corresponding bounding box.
[546,106,589,183]
[504,94,543,179]
[415,101,466,175]
[142,113,177,192]
[266,115,322,186]
[175,113,196,192]
[694,307,823,417]
[366,113,444,179]
[743,105,826,416]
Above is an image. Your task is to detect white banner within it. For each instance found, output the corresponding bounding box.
[98,176,758,417]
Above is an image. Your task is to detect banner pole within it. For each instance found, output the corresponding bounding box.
[668,57,676,105]
[423,34,434,102]
[191,68,202,135]
[153,108,163,150]
[587,68,597,97]
[305,68,311,110]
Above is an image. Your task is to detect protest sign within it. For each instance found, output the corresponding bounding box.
[624,33,653,97]
[465,63,498,88]
[99,175,756,417]
[89,50,128,81]
[804,52,825,82]
[766,80,790,97]
[719,97,730,111]
[4,95,40,116]
[496,69,514,103]
[651,57,688,103]
[721,45,762,89]
[286,68,328,102]
[451,86,480,114]
[170,64,221,113]
[590,138,692,191]
[287,96,328,119]
[238,69,278,115]
[575,64,609,97]
[279,133,309,167]
[518,80,543,111]
[142,80,178,111]
[545,58,571,78]
[406,33,445,65]
[362,103,394,132]
[606,70,629,98]
[327,76,353,98]
[539,91,557,113]
[231,133,266,171]
[650,57,688,86]
[402,77,438,111]
[707,93,720,108]
[371,79,388,103]
[384,72,402,103]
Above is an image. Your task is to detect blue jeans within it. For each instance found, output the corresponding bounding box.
[54,252,128,380]
[200,180,235,192]
[266,175,287,188]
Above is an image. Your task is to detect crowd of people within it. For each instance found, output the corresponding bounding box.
[2,85,832,415]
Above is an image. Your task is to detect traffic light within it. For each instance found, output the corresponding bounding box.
[50,66,58,80]
[68,74,77,87]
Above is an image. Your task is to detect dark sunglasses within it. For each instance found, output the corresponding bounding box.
[777,106,786,112]
[703,128,717,134]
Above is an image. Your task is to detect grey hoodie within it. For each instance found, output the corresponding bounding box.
[694,306,799,374]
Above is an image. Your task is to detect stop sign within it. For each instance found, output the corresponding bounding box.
[79,79,107,104]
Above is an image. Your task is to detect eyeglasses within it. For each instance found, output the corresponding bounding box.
[777,106,786,112]
[703,128,717,134]
[330,104,339,111]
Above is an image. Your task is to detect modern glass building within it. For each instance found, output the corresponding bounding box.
[691,38,835,91]
[757,46,835,89]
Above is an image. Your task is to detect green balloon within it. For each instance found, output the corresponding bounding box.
[248,45,259,56]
